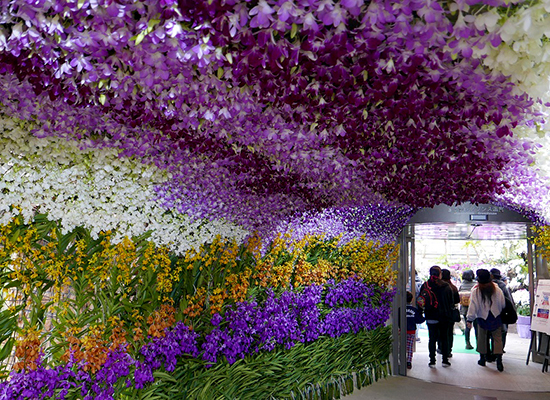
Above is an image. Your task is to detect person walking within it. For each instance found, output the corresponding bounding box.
[490,267,514,352]
[459,269,476,350]
[466,268,506,372]
[440,268,460,358]
[418,265,455,368]
[406,291,425,369]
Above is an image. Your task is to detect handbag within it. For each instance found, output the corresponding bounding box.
[459,291,470,307]
[451,307,461,323]
[501,297,518,325]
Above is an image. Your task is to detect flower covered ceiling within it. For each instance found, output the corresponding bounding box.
[1,0,550,243]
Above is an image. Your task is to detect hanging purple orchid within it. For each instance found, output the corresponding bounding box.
[0,0,547,232]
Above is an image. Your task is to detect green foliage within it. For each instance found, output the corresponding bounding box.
[0,296,20,379]
[0,213,397,399]
[0,213,172,368]
[517,303,531,316]
[122,326,392,400]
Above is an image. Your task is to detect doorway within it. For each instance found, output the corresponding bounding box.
[391,203,541,376]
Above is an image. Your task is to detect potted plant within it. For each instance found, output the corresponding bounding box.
[516,303,531,339]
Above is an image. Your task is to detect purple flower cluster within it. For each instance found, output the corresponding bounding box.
[322,279,393,337]
[0,349,136,400]
[134,322,200,388]
[200,280,393,365]
[0,358,76,400]
[270,205,417,247]
[324,278,374,307]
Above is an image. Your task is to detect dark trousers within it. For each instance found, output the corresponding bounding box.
[446,322,455,354]
[428,321,450,363]
[438,321,455,355]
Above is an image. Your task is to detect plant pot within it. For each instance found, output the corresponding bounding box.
[517,315,531,339]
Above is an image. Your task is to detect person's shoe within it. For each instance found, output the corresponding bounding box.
[496,355,504,372]
[478,355,486,366]
[447,353,453,358]
[407,362,412,369]
[428,361,436,368]
[442,361,451,368]
[465,343,474,350]
[486,354,496,363]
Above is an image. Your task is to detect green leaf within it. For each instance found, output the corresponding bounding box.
[290,23,298,39]
[134,32,146,46]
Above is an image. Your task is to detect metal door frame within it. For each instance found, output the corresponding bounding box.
[391,203,536,376]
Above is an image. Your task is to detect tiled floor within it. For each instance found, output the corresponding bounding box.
[344,331,550,400]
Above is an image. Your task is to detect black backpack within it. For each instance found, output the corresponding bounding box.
[416,282,438,312]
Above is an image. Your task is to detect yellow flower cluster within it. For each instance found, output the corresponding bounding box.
[533,226,550,262]
[184,235,241,271]
[292,258,337,288]
[183,287,207,319]
[226,268,252,303]
[111,237,138,287]
[2,225,43,296]
[87,232,116,288]
[208,287,228,315]
[340,238,399,287]
[245,231,263,260]
[142,243,177,300]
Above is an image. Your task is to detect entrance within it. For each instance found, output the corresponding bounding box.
[391,203,548,376]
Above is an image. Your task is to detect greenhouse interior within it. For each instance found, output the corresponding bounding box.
[2,1,550,399]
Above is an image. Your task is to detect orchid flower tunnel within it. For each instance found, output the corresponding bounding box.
[1,0,550,399]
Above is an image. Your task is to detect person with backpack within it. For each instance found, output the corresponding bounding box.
[417,265,455,368]
[491,268,513,348]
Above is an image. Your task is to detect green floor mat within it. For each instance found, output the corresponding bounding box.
[417,325,477,354]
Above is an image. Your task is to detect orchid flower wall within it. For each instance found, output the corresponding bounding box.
[3,1,550,399]
[1,0,550,241]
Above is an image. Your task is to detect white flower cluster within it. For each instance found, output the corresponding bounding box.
[0,115,249,254]
[468,3,550,216]
[472,1,550,102]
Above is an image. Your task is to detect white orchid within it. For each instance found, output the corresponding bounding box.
[0,114,248,254]
[472,1,550,102]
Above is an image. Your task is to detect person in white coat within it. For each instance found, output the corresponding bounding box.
[466,268,506,372]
